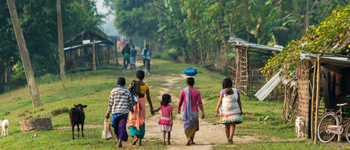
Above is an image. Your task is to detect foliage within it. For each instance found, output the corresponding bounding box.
[262,6,350,78]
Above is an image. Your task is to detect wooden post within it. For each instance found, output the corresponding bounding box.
[314,55,321,144]
[7,0,42,108]
[93,43,96,71]
[246,49,250,96]
[310,62,317,139]
[236,48,241,90]
[115,37,118,66]
[57,0,65,79]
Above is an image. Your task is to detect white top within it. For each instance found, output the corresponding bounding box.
[220,88,241,116]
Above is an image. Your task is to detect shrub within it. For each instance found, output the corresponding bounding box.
[51,107,69,116]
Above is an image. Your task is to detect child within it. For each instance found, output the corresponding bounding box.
[153,94,173,145]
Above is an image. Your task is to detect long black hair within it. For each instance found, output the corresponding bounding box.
[222,78,232,89]
[161,94,171,106]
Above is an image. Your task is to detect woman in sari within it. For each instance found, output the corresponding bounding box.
[214,78,243,144]
[128,70,154,146]
[178,77,205,146]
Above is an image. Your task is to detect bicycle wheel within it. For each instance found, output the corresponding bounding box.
[317,113,339,143]
[345,124,350,143]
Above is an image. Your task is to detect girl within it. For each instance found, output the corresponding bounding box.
[153,94,173,145]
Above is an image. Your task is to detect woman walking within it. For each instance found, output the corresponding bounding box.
[105,77,134,148]
[178,77,205,146]
[214,78,243,144]
[128,70,154,146]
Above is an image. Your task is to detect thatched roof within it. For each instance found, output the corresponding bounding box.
[262,6,350,77]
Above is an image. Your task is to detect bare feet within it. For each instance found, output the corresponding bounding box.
[228,139,234,144]
[117,140,122,147]
[138,138,142,146]
[168,141,171,145]
[132,136,138,145]
[186,139,191,146]
[163,141,166,145]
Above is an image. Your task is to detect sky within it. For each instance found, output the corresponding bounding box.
[94,0,118,35]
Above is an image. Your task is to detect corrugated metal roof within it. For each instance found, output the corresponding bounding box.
[63,41,104,51]
[301,53,350,67]
[254,70,282,101]
[228,37,283,52]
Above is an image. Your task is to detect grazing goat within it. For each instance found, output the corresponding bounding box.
[0,120,9,137]
[295,117,304,138]
[69,104,87,139]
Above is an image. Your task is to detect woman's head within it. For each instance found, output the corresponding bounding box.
[161,94,171,106]
[225,88,233,95]
[186,78,195,86]
[117,77,126,86]
[222,78,232,89]
[136,70,145,80]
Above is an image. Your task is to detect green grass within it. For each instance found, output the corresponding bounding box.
[213,140,340,150]
[0,58,342,149]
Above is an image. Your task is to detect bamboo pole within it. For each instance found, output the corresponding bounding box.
[314,55,321,144]
[57,0,65,79]
[310,62,317,139]
[93,43,96,71]
[115,37,118,66]
[7,0,42,108]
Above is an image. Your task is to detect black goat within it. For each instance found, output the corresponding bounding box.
[69,104,87,139]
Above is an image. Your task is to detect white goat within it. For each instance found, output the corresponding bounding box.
[0,120,9,137]
[295,117,304,138]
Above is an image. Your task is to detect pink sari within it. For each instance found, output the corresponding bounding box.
[129,96,146,129]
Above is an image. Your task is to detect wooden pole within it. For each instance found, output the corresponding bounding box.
[115,37,118,66]
[57,0,65,79]
[236,48,241,90]
[93,43,96,71]
[314,55,321,144]
[310,62,317,139]
[7,0,42,108]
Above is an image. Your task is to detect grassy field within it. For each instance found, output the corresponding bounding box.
[0,58,340,149]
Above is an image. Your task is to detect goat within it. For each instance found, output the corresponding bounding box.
[0,120,9,137]
[69,104,87,139]
[295,117,304,138]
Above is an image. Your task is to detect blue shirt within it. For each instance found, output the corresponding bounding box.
[130,48,137,57]
[142,48,152,58]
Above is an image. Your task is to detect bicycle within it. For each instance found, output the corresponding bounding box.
[317,95,350,143]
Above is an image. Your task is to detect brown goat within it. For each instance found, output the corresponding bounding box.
[69,104,87,139]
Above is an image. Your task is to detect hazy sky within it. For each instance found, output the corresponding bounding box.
[95,0,108,14]
[94,0,118,35]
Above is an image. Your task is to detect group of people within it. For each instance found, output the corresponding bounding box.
[105,70,243,147]
[121,43,152,72]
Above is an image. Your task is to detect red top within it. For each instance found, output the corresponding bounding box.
[158,105,173,126]
[121,40,126,47]
[178,88,204,112]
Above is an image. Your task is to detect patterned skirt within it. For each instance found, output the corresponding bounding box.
[157,124,172,132]
[221,115,243,124]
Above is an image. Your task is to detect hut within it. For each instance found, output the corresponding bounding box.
[63,30,115,71]
[261,7,350,143]
[228,37,283,100]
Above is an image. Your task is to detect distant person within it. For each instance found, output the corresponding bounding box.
[122,39,126,47]
[178,77,205,146]
[130,38,133,45]
[152,94,174,145]
[105,77,134,148]
[142,45,152,72]
[117,40,121,50]
[139,42,143,51]
[122,44,131,70]
[214,78,243,144]
[130,45,137,70]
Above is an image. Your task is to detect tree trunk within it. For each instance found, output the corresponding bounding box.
[7,0,43,108]
[306,0,310,30]
[57,0,65,79]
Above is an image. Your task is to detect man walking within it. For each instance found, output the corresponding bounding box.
[105,77,134,148]
[130,45,137,70]
[122,43,130,70]
[142,45,152,73]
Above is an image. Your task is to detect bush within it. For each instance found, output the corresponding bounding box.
[51,107,69,116]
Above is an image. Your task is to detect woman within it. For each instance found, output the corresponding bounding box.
[214,78,243,144]
[128,70,154,146]
[178,77,205,146]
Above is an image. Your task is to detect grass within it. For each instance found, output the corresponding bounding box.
[0,58,342,149]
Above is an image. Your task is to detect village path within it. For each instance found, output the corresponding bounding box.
[56,59,309,149]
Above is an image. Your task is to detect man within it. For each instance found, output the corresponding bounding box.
[130,45,137,70]
[139,42,143,51]
[122,44,131,70]
[142,45,152,72]
[105,77,134,148]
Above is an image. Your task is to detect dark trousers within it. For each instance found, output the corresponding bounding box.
[123,58,129,69]
[146,59,150,71]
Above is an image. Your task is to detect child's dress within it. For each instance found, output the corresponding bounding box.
[157,105,173,132]
[220,88,243,124]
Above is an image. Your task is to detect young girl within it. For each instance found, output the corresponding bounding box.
[153,94,173,145]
